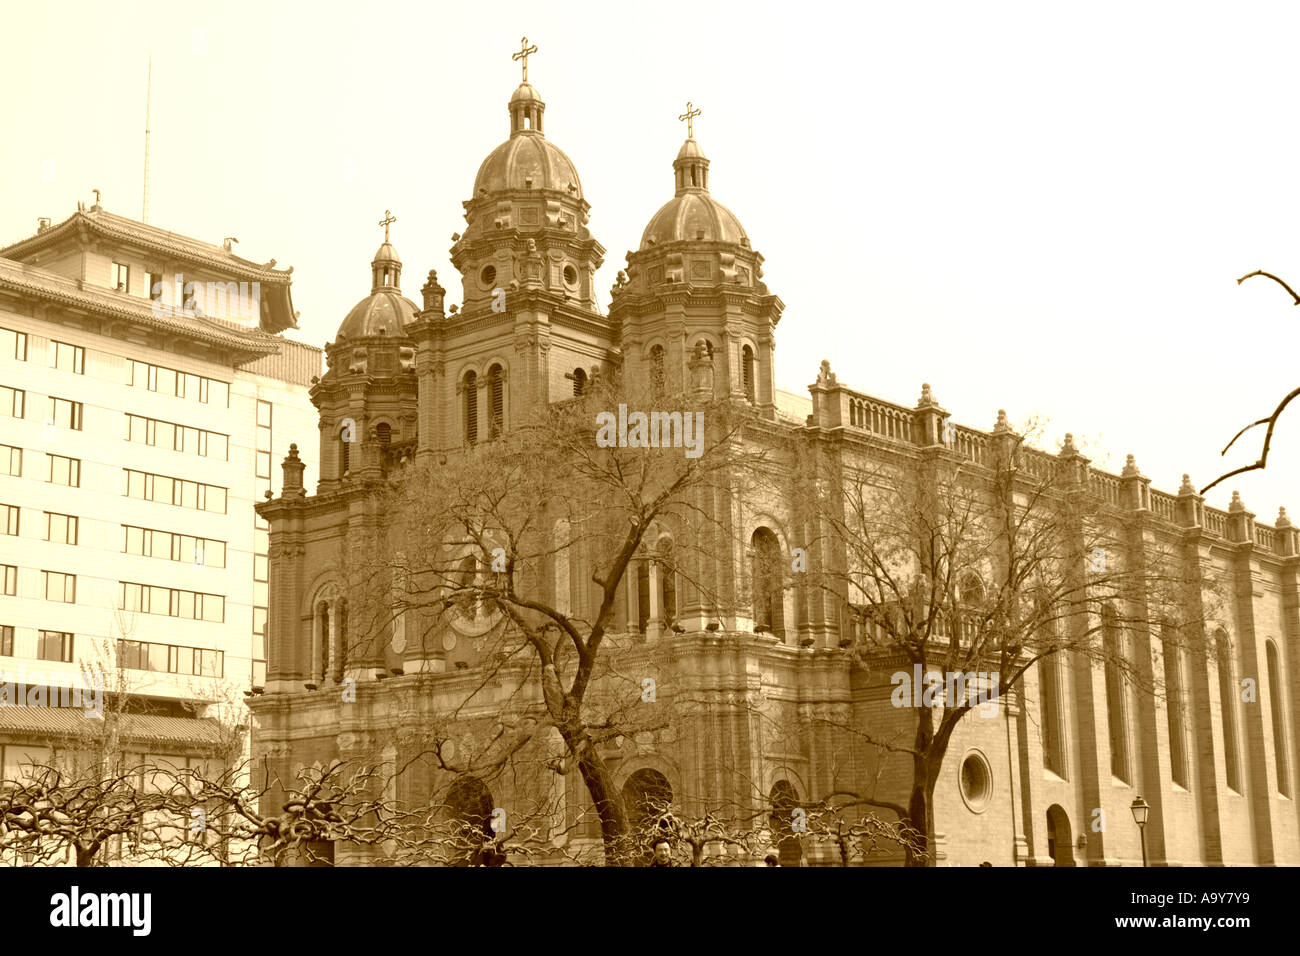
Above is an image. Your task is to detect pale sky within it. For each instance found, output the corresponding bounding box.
[3,0,1297,518]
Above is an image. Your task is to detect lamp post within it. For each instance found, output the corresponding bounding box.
[1130,796,1150,866]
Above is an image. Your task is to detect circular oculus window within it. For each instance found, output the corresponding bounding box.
[480,265,497,287]
[959,751,993,813]
[563,264,578,286]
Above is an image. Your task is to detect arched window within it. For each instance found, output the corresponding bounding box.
[742,345,755,402]
[445,775,495,867]
[453,554,478,617]
[656,538,676,626]
[650,345,665,390]
[463,371,478,444]
[375,422,391,444]
[488,364,504,437]
[956,574,984,646]
[1039,649,1066,778]
[751,528,784,639]
[769,780,802,867]
[573,367,587,397]
[622,769,673,864]
[1162,622,1188,789]
[1216,629,1241,791]
[1102,605,1130,783]
[339,425,351,477]
[636,558,650,635]
[1266,640,1291,796]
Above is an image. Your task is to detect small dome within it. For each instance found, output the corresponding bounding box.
[473,133,583,198]
[338,289,419,339]
[510,81,542,104]
[372,241,398,263]
[640,192,748,249]
[676,138,706,160]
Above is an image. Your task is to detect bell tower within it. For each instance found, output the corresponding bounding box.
[419,38,612,452]
[611,106,784,416]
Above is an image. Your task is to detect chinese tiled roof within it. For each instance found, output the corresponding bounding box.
[0,208,298,333]
[0,707,228,748]
[0,257,281,358]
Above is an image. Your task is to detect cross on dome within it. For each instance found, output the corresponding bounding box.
[678,101,701,138]
[513,37,538,82]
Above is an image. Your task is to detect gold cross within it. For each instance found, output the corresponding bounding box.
[513,36,538,82]
[379,209,396,242]
[678,101,701,138]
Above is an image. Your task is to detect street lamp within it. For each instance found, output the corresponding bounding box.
[1130,796,1150,866]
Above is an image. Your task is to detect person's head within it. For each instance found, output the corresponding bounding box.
[763,849,780,867]
[652,840,673,865]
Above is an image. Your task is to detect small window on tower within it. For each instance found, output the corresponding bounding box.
[572,368,587,397]
[480,265,496,288]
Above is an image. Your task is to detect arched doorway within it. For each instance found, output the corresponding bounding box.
[622,769,673,865]
[1045,804,1075,867]
[769,780,803,867]
[445,775,495,867]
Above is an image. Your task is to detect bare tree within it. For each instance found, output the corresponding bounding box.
[1202,270,1300,494]
[794,422,1211,865]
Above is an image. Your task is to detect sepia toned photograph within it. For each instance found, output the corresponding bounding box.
[0,0,1293,938]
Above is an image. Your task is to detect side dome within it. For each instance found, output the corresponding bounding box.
[338,289,419,339]
[336,235,419,339]
[473,132,583,197]
[640,193,748,249]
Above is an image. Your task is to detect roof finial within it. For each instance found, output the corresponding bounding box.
[379,209,396,243]
[513,36,538,83]
[679,101,702,139]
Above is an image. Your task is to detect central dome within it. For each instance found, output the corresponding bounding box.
[471,80,584,199]
[473,133,583,198]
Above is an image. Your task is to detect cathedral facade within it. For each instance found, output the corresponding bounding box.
[250,62,1300,866]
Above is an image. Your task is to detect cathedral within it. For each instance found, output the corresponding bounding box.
[249,47,1300,866]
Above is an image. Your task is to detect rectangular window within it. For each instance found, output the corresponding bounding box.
[44,512,78,545]
[50,342,85,374]
[37,630,73,663]
[254,554,268,582]
[145,271,163,302]
[123,469,226,513]
[255,450,271,479]
[118,581,223,622]
[0,625,13,657]
[125,414,227,459]
[1,443,20,476]
[120,525,225,568]
[0,327,28,361]
[1,565,15,596]
[118,640,141,670]
[41,570,76,603]
[112,263,130,293]
[1,384,25,419]
[47,455,81,487]
[1,504,17,536]
[256,400,272,429]
[48,396,83,430]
